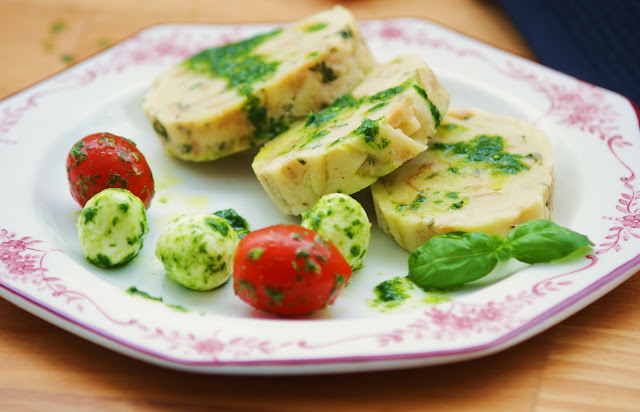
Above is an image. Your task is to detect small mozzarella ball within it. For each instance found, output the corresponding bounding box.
[77,188,148,268]
[155,214,239,290]
[301,193,370,270]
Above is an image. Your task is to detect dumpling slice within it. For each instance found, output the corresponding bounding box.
[371,108,554,251]
[252,54,450,215]
[143,6,375,161]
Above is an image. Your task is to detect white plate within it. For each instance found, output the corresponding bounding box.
[1,18,639,375]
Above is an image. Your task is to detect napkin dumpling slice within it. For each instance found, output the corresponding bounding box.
[252,54,450,215]
[371,108,554,252]
[142,5,375,161]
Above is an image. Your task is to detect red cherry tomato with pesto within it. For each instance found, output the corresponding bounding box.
[233,224,352,316]
[66,132,155,209]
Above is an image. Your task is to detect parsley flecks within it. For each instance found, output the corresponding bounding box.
[51,19,67,34]
[304,258,321,274]
[396,194,427,212]
[82,207,98,224]
[106,172,129,188]
[60,54,74,64]
[153,118,169,140]
[70,141,87,166]
[237,280,256,299]
[338,27,353,39]
[265,287,285,305]
[310,61,338,83]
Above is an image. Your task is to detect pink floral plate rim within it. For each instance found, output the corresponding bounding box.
[1,18,639,374]
[1,252,638,372]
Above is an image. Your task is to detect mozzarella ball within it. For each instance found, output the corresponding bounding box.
[77,188,148,268]
[155,214,239,290]
[301,193,370,270]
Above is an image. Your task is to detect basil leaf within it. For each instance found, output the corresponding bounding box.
[505,219,593,264]
[408,232,502,289]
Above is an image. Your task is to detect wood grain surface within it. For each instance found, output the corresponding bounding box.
[1,0,639,410]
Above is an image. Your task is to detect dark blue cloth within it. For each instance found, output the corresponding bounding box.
[500,0,640,105]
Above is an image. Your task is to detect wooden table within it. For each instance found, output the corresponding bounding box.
[1,1,638,410]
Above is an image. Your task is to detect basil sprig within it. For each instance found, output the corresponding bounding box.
[408,220,593,289]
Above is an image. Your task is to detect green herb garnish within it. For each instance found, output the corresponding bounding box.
[213,208,250,239]
[408,220,593,289]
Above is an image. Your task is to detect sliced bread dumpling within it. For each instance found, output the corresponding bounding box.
[143,6,375,161]
[371,108,554,252]
[252,54,450,215]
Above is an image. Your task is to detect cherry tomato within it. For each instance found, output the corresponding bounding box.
[233,224,352,316]
[66,132,155,208]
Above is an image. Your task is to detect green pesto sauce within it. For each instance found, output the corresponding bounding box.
[436,123,469,138]
[355,118,390,149]
[51,19,67,34]
[412,84,442,128]
[374,277,410,303]
[430,134,530,174]
[106,172,129,189]
[338,27,353,39]
[365,102,388,113]
[362,85,406,104]
[292,77,440,151]
[265,286,285,305]
[203,216,230,236]
[395,191,469,213]
[310,61,338,83]
[368,276,450,311]
[126,286,189,312]
[247,248,265,261]
[181,29,288,144]
[305,94,359,129]
[182,29,282,91]
[213,208,250,239]
[303,22,328,32]
[243,93,290,143]
[82,207,98,224]
[153,118,169,140]
[70,141,87,166]
[88,253,113,268]
[237,279,257,300]
[329,273,346,297]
